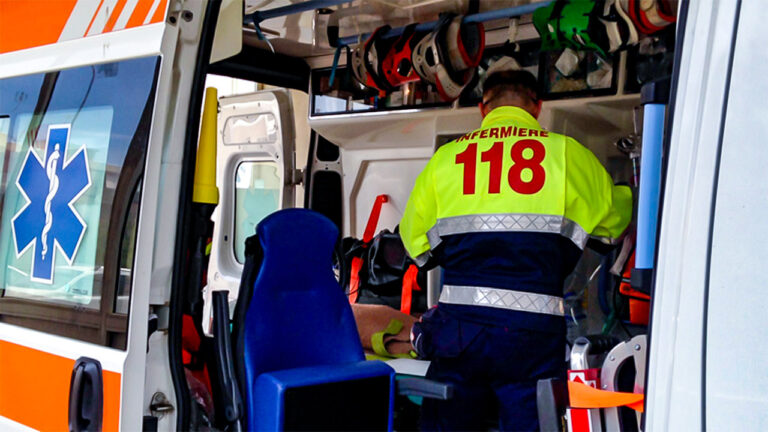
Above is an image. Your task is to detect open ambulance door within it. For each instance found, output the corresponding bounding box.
[206,90,297,323]
[0,1,240,430]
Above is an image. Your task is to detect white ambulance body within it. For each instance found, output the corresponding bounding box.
[0,0,765,430]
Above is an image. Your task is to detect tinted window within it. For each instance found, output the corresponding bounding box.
[0,57,159,347]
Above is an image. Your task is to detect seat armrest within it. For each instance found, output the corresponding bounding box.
[386,358,430,376]
[397,377,454,400]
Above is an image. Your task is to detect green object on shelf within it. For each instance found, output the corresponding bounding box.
[533,2,563,51]
[559,0,606,57]
[534,1,608,56]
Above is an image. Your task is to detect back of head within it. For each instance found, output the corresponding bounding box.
[482,70,541,116]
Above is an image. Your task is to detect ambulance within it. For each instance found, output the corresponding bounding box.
[0,0,765,431]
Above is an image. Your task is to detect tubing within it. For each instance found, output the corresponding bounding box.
[635,103,665,270]
[334,1,552,46]
[463,2,550,23]
[248,0,356,23]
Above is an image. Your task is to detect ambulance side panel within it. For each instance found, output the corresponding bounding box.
[0,0,169,56]
[0,0,214,430]
[645,1,741,430]
[0,25,168,430]
[704,1,768,428]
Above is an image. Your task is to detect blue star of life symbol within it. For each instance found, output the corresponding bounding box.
[12,124,91,284]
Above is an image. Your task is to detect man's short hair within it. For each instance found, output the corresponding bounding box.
[482,70,540,107]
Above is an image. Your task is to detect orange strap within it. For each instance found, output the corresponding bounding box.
[568,380,645,412]
[349,195,390,304]
[619,252,651,300]
[400,264,421,315]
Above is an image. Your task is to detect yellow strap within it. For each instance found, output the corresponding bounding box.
[365,353,392,361]
[370,319,417,359]
[371,319,403,357]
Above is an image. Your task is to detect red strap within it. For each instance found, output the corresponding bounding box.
[567,408,593,432]
[630,0,664,34]
[349,195,389,303]
[400,264,421,315]
[349,195,390,304]
[349,257,363,304]
[363,194,389,243]
[627,0,650,33]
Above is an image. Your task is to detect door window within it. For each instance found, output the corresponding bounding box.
[224,112,278,145]
[0,57,160,347]
[234,160,281,262]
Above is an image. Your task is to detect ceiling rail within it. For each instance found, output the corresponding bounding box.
[331,1,552,47]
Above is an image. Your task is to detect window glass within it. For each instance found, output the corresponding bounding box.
[0,117,7,180]
[0,57,159,313]
[0,116,8,150]
[234,161,281,262]
[223,112,278,145]
[204,74,258,97]
[115,181,142,315]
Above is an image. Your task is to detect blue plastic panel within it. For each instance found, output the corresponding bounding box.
[636,103,666,269]
[253,361,395,431]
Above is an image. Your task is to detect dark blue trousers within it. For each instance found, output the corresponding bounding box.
[416,311,565,431]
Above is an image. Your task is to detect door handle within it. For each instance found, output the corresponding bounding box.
[68,357,104,432]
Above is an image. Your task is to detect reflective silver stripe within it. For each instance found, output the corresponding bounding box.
[411,251,431,267]
[426,213,589,249]
[439,284,565,316]
[590,235,620,246]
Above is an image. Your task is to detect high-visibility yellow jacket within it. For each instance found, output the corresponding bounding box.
[400,106,632,331]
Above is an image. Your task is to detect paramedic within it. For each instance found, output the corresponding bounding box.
[400,70,632,431]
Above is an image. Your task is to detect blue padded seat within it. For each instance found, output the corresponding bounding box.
[241,209,394,431]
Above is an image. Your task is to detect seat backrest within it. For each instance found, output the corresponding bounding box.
[241,208,364,387]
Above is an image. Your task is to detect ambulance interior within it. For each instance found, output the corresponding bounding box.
[184,1,677,430]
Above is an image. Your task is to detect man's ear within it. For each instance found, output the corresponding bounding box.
[479,102,489,118]
[532,99,543,119]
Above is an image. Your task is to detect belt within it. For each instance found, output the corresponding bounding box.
[439,284,565,316]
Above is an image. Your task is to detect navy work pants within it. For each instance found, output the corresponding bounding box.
[417,311,565,431]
